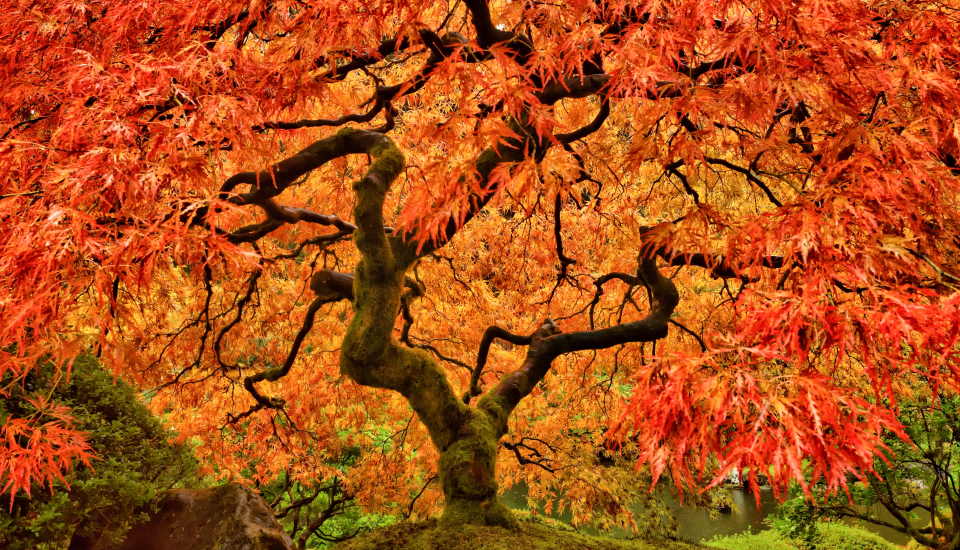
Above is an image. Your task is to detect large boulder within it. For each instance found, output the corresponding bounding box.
[104,483,292,550]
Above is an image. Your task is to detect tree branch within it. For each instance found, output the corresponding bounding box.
[463,0,514,48]
[332,130,469,451]
[503,438,556,472]
[482,251,679,419]
[542,255,679,358]
[537,74,611,105]
[233,296,328,416]
[310,269,355,301]
[465,326,532,403]
[656,248,785,279]
[255,98,386,131]
[313,36,416,82]
[556,100,610,143]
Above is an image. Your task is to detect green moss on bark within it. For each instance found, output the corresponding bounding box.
[336,129,533,528]
[438,409,515,527]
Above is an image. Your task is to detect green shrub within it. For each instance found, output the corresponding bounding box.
[704,529,796,550]
[815,522,899,550]
[0,355,199,549]
[705,522,899,550]
[769,496,820,548]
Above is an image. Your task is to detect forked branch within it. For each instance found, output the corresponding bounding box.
[465,326,532,403]
[481,251,679,420]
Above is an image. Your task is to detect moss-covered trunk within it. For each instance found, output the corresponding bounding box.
[312,128,674,529]
[324,129,518,528]
[438,408,515,527]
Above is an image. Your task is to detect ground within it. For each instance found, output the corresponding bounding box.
[333,518,705,550]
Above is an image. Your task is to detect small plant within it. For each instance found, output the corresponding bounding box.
[768,495,820,548]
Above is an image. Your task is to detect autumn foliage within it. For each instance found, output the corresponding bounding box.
[2,0,960,530]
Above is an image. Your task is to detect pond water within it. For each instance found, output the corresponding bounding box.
[504,483,912,545]
[663,486,777,542]
[665,486,912,545]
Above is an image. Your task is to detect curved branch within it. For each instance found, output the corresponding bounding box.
[556,100,610,144]
[205,128,396,218]
[657,249,785,279]
[255,98,386,131]
[234,296,327,415]
[227,200,358,243]
[664,161,701,204]
[482,253,679,420]
[503,438,556,472]
[268,29,491,134]
[228,218,285,243]
[663,157,783,208]
[214,269,263,371]
[313,36,416,82]
[466,326,532,403]
[405,475,438,518]
[669,319,707,352]
[478,319,561,422]
[703,156,782,207]
[543,256,679,357]
[537,74,611,105]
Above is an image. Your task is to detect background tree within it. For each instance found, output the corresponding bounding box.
[261,473,395,549]
[810,393,960,549]
[2,0,960,531]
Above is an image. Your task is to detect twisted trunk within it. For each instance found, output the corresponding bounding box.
[315,128,677,527]
[326,128,518,526]
[438,407,515,526]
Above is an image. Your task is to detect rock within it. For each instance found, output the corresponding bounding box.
[98,483,291,550]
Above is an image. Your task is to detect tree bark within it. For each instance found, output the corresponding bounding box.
[323,128,518,527]
[437,407,516,527]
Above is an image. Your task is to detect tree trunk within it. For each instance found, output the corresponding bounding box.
[322,129,520,528]
[437,407,516,527]
[326,129,678,530]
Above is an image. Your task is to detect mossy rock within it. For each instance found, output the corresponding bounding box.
[109,483,291,550]
[333,519,705,550]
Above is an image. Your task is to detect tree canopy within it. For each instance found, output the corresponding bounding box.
[2,0,959,531]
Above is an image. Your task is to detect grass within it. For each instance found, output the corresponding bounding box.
[333,518,705,550]
[703,522,901,550]
[703,529,795,550]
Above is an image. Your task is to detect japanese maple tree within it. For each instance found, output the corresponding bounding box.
[2,0,960,533]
